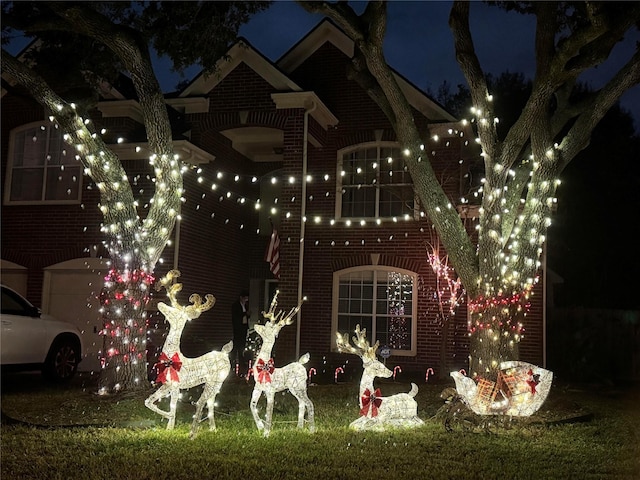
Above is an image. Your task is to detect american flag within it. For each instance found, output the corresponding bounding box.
[265,225,281,279]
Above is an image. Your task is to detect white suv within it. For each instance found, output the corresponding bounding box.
[1,284,83,382]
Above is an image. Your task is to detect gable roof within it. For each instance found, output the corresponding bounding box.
[276,19,456,123]
[177,40,302,97]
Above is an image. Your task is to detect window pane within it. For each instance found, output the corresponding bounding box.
[342,186,376,217]
[380,147,411,184]
[350,299,361,313]
[340,145,414,219]
[16,128,46,167]
[338,315,372,338]
[376,317,389,346]
[337,268,413,353]
[9,124,81,203]
[46,129,70,166]
[45,166,81,200]
[388,316,412,350]
[379,186,414,217]
[10,169,43,201]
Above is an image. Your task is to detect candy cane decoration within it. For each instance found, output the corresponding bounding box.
[393,365,402,381]
[335,366,344,383]
[425,367,434,382]
[308,367,317,383]
[246,359,253,381]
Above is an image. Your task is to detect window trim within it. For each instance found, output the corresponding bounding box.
[335,141,418,221]
[4,121,83,206]
[331,265,418,357]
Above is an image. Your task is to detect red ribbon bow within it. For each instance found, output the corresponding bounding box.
[360,388,383,417]
[155,352,182,384]
[256,358,275,384]
[526,368,539,394]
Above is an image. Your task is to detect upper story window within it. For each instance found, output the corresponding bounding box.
[4,121,82,205]
[332,266,417,356]
[337,142,416,220]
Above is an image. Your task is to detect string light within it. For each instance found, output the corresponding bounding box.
[336,325,424,431]
[250,291,315,437]
[145,271,233,438]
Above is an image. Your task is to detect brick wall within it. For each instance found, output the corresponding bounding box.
[1,35,545,379]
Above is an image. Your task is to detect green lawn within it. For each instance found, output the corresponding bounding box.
[1,372,639,480]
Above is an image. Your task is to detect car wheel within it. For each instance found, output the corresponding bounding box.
[43,337,80,382]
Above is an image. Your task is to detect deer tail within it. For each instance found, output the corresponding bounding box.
[298,352,310,364]
[408,382,419,397]
[222,340,233,354]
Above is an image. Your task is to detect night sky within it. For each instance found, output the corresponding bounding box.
[155,1,640,131]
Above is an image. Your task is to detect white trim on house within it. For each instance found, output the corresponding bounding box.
[179,41,303,97]
[271,91,339,130]
[107,140,215,165]
[96,99,144,124]
[277,19,456,123]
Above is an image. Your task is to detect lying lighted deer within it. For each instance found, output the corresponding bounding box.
[336,324,424,431]
[250,291,315,437]
[145,270,233,438]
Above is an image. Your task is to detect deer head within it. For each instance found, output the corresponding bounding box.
[156,270,215,331]
[336,324,392,378]
[255,290,302,341]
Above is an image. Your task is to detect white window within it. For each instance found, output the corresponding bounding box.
[332,266,417,356]
[4,121,82,205]
[336,142,416,219]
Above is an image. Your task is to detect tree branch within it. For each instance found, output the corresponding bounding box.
[559,46,640,169]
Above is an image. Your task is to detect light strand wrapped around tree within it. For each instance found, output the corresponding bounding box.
[1,1,268,392]
[298,0,640,380]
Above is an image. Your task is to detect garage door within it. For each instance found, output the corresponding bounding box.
[43,258,108,372]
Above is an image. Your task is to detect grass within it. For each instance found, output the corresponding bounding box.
[1,372,639,480]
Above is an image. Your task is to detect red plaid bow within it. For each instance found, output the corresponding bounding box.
[256,358,275,383]
[155,352,182,384]
[360,388,383,417]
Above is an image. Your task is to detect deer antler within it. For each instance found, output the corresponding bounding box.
[262,290,303,326]
[157,270,183,306]
[185,293,216,318]
[335,324,378,361]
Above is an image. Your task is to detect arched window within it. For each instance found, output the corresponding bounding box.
[336,142,416,220]
[4,121,82,205]
[332,266,417,356]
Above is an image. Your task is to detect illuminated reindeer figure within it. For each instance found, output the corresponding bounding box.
[145,270,233,438]
[250,291,315,437]
[336,324,424,431]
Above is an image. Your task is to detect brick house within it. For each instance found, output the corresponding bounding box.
[1,19,546,381]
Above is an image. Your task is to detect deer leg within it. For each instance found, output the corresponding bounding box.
[205,383,221,432]
[291,389,315,432]
[167,388,179,430]
[250,388,265,431]
[189,384,214,439]
[145,386,172,420]
[263,391,275,438]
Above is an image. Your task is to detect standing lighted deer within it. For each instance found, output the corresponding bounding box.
[145,270,233,438]
[250,291,315,437]
[336,324,424,431]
